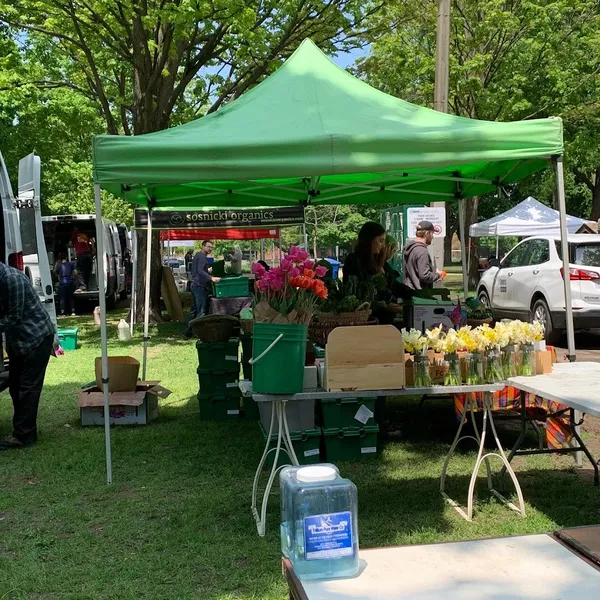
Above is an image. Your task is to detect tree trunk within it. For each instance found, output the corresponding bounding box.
[464,196,480,291]
[591,186,600,222]
[443,228,455,266]
[134,229,164,323]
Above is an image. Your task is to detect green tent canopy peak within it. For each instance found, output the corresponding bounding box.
[92,38,563,209]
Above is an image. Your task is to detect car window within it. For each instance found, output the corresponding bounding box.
[502,241,531,268]
[574,243,600,267]
[526,239,549,265]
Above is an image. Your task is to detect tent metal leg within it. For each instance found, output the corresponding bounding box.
[130,231,137,335]
[142,208,153,381]
[94,183,112,485]
[554,156,576,362]
[554,156,580,466]
[458,197,469,297]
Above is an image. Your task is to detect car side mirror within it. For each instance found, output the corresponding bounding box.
[489,257,500,267]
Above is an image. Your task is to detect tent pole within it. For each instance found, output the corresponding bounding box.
[554,156,581,467]
[303,223,308,251]
[130,231,137,335]
[458,197,469,298]
[260,239,265,261]
[94,183,112,484]
[142,208,153,380]
[554,156,576,362]
[495,235,499,260]
[278,234,283,265]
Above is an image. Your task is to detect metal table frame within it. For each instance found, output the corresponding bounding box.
[240,381,521,534]
[502,371,600,487]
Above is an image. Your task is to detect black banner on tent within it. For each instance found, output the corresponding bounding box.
[135,207,305,229]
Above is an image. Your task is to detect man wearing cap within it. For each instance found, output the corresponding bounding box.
[403,221,442,290]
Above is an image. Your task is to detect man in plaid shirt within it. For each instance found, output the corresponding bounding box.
[0,263,55,450]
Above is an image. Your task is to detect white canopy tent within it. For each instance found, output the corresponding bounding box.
[470,197,593,239]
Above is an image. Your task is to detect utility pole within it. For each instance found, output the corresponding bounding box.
[432,0,451,270]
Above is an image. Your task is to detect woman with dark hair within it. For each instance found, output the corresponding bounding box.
[343,221,386,283]
[343,222,405,325]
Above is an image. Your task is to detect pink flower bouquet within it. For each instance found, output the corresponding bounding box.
[251,246,328,324]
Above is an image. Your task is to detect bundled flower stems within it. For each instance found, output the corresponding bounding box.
[401,320,545,387]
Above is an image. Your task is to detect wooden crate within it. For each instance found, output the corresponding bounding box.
[325,325,405,392]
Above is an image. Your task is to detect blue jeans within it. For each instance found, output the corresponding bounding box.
[184,286,207,335]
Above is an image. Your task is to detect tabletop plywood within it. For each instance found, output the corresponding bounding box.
[508,362,600,417]
[298,534,600,600]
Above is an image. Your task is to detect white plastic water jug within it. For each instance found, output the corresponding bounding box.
[280,464,359,580]
[118,319,132,342]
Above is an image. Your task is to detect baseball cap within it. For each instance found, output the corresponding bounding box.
[416,220,435,232]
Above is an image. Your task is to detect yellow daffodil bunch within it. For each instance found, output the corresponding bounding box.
[426,326,445,352]
[457,325,478,352]
[402,328,427,355]
[441,328,465,355]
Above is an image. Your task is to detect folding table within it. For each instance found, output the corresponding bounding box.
[506,362,600,486]
[284,532,600,599]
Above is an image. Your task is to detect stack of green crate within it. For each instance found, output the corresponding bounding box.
[196,338,241,421]
[319,396,379,462]
[259,423,322,468]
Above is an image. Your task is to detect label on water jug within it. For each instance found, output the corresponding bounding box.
[304,511,353,560]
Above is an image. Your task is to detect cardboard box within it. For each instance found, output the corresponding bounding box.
[78,381,171,426]
[405,354,414,387]
[95,356,140,392]
[535,350,552,375]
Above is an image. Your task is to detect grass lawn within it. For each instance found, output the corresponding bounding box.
[2,313,600,599]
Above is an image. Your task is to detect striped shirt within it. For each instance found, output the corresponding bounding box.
[0,263,56,356]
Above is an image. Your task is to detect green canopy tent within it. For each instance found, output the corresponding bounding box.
[91,39,572,484]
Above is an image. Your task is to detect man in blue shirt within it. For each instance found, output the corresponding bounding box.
[0,263,56,450]
[184,240,220,337]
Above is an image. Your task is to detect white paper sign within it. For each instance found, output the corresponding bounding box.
[304,448,320,457]
[407,207,446,238]
[354,404,374,425]
[361,446,377,454]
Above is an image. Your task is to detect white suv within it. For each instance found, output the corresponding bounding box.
[477,234,600,343]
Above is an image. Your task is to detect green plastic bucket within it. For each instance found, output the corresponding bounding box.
[251,322,308,394]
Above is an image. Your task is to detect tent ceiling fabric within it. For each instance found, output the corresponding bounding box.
[469,196,594,237]
[92,39,563,209]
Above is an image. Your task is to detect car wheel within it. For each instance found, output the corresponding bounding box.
[532,298,559,344]
[478,288,491,308]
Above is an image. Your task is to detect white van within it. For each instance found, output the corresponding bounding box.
[42,215,127,309]
[0,152,24,271]
[15,153,57,325]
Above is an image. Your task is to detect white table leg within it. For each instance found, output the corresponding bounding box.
[442,393,526,521]
[251,399,300,537]
[441,393,492,520]
[466,393,526,520]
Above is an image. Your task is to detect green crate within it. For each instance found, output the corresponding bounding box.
[196,338,240,372]
[259,423,321,468]
[57,327,78,351]
[242,396,259,420]
[198,393,241,421]
[319,397,376,429]
[322,426,379,463]
[240,334,253,380]
[214,276,249,298]
[197,369,239,395]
